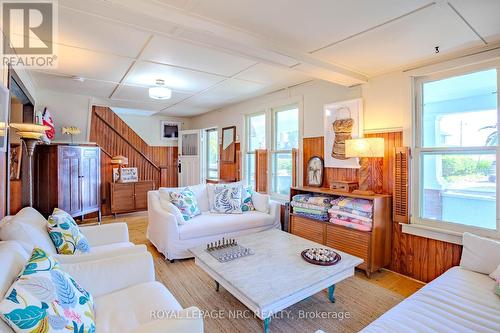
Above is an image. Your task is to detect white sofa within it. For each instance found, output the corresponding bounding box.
[361,233,500,333]
[0,241,204,333]
[0,207,146,263]
[147,184,281,260]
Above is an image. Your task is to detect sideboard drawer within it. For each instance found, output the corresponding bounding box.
[326,224,370,269]
[290,215,325,244]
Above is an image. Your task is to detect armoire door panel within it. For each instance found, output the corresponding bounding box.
[59,147,82,215]
[81,148,100,213]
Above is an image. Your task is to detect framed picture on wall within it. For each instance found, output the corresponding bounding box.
[9,144,22,180]
[113,167,139,183]
[161,121,181,141]
[323,98,363,168]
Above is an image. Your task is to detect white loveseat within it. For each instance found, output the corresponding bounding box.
[361,233,500,333]
[0,241,204,333]
[147,183,281,260]
[0,207,146,263]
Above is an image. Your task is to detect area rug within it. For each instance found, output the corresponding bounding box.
[153,257,403,333]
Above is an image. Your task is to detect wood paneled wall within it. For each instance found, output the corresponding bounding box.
[219,143,240,182]
[90,106,178,215]
[302,132,462,282]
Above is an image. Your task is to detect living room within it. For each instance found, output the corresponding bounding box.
[0,1,499,332]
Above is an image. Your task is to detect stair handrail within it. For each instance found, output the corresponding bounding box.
[93,111,161,172]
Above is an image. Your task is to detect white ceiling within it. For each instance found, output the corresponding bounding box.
[29,0,500,117]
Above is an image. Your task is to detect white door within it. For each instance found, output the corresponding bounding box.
[178,130,202,187]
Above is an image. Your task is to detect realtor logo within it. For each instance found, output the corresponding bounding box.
[1,0,58,68]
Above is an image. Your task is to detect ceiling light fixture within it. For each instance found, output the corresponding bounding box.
[149,79,172,100]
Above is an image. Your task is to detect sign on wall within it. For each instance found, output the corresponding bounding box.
[113,167,139,183]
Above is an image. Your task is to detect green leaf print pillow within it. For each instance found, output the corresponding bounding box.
[169,189,201,221]
[47,209,91,255]
[0,248,95,333]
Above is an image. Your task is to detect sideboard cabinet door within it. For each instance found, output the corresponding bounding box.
[81,147,101,214]
[58,147,82,216]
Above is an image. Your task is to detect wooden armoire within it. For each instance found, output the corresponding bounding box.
[34,144,101,221]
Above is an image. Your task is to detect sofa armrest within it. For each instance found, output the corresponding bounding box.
[80,223,129,246]
[60,252,155,297]
[55,244,147,264]
[269,200,281,225]
[147,191,180,242]
[129,307,204,333]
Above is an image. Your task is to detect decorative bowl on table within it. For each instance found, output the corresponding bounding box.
[301,248,341,266]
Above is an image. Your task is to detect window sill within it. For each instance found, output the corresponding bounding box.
[401,223,463,245]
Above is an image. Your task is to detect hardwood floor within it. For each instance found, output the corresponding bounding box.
[84,212,425,332]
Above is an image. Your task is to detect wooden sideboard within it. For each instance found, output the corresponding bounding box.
[34,145,101,221]
[110,180,155,215]
[289,186,392,277]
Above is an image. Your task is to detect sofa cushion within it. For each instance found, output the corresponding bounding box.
[95,281,181,333]
[169,190,201,221]
[0,248,95,333]
[0,208,56,255]
[179,211,274,240]
[460,232,500,275]
[252,191,270,213]
[211,186,243,214]
[360,266,500,333]
[241,186,255,212]
[188,184,209,212]
[47,209,91,255]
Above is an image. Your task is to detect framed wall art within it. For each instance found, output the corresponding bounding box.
[306,156,324,187]
[323,98,363,168]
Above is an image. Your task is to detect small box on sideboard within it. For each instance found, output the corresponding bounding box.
[288,186,392,277]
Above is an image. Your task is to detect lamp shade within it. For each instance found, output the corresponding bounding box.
[345,138,385,158]
[10,123,50,133]
[111,155,128,165]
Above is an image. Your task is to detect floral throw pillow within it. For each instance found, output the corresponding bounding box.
[0,248,95,333]
[212,186,243,214]
[169,189,201,221]
[47,209,90,255]
[241,186,255,212]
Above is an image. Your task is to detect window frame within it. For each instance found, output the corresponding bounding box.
[269,104,300,200]
[244,111,267,188]
[205,127,219,180]
[412,65,500,239]
[242,98,303,199]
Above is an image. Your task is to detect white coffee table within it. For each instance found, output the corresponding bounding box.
[190,229,363,333]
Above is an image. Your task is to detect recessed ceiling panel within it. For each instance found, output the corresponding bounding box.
[449,0,500,43]
[191,0,432,52]
[125,61,225,93]
[45,44,134,82]
[111,107,159,117]
[160,103,216,117]
[236,63,310,87]
[142,35,256,76]
[58,7,151,58]
[31,71,117,98]
[113,84,192,106]
[312,4,482,76]
[187,79,265,108]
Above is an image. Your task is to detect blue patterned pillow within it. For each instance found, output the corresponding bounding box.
[212,186,243,214]
[169,189,201,221]
[241,186,255,212]
[47,209,90,255]
[0,248,95,333]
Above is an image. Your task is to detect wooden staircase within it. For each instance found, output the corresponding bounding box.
[90,106,177,215]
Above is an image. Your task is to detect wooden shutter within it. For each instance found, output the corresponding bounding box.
[393,147,410,223]
[255,149,268,193]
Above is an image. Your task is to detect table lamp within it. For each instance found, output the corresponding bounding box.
[111,155,128,183]
[345,138,385,195]
[9,123,51,206]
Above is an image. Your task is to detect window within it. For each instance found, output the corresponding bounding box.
[205,128,218,180]
[245,113,266,187]
[414,68,498,234]
[271,105,299,197]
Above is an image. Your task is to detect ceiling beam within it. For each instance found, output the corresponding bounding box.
[59,0,368,86]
